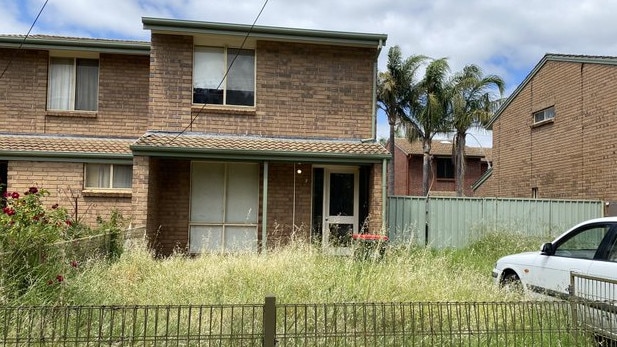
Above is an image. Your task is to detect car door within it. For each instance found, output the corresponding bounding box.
[581,229,617,338]
[528,222,615,300]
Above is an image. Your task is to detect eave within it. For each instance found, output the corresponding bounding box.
[486,53,617,128]
[142,17,387,48]
[0,35,150,55]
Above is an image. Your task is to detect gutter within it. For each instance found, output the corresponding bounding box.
[142,17,387,48]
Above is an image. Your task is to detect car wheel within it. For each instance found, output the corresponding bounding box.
[502,272,524,294]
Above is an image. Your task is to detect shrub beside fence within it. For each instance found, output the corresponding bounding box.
[388,196,605,248]
[0,298,602,346]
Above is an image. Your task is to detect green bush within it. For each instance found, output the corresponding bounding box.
[0,187,78,301]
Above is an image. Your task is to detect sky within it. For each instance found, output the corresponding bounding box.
[3,0,617,147]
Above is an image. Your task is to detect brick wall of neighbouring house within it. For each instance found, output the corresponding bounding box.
[392,145,409,195]
[485,60,617,201]
[147,34,376,140]
[0,48,149,137]
[265,163,312,247]
[6,161,132,227]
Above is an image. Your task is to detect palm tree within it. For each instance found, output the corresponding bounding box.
[377,46,427,195]
[403,58,452,196]
[450,65,504,196]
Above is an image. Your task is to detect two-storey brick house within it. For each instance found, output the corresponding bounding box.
[476,54,617,203]
[0,18,389,256]
[390,138,491,196]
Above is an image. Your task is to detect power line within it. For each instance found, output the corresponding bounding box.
[168,0,270,144]
[0,0,49,81]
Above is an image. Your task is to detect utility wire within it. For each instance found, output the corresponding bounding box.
[168,0,270,144]
[0,0,49,81]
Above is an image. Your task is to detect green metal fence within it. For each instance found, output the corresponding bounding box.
[388,196,605,248]
[0,299,604,346]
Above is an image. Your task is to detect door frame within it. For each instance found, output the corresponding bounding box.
[321,165,359,255]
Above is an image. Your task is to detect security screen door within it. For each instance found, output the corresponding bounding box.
[322,167,359,255]
[189,162,259,253]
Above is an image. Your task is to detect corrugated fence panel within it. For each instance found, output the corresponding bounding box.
[427,197,486,248]
[387,196,425,246]
[388,196,604,249]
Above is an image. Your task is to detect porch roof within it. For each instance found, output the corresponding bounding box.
[0,133,134,163]
[131,132,390,163]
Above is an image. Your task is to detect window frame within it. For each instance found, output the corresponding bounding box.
[435,157,455,180]
[533,106,555,125]
[84,163,132,190]
[47,57,100,112]
[192,46,256,107]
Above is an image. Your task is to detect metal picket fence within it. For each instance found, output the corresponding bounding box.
[0,298,605,346]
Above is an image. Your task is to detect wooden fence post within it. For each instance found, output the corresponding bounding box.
[263,294,276,347]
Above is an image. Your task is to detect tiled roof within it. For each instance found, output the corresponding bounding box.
[393,138,491,159]
[132,132,390,161]
[0,134,134,156]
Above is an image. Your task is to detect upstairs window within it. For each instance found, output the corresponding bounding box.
[85,164,132,189]
[193,47,255,107]
[533,106,555,124]
[48,57,99,111]
[436,157,454,179]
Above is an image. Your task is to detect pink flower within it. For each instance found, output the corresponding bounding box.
[70,260,78,268]
[56,275,64,283]
[51,203,59,209]
[11,192,19,199]
[28,187,38,194]
[3,207,15,216]
[65,220,72,226]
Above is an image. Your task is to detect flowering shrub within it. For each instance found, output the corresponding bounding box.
[0,187,78,301]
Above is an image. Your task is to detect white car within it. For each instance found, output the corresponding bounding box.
[492,217,617,340]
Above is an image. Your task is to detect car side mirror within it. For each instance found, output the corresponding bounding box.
[540,242,554,255]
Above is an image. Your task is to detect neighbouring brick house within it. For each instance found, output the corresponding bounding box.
[475,54,617,203]
[0,18,389,256]
[390,138,491,196]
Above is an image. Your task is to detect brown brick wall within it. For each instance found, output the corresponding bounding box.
[147,35,376,140]
[368,162,384,232]
[0,49,48,132]
[44,53,150,136]
[392,145,409,195]
[6,161,132,227]
[266,163,312,246]
[484,60,617,200]
[0,48,149,137]
[147,34,194,131]
[149,158,191,255]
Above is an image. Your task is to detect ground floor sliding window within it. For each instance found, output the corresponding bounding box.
[189,162,259,253]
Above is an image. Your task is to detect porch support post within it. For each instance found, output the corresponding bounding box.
[262,161,269,254]
[382,158,387,232]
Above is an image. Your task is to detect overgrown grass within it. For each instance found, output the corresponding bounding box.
[53,230,543,306]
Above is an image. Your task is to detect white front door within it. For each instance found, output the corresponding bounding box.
[322,167,359,255]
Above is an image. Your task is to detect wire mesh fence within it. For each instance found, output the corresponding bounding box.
[0,299,609,346]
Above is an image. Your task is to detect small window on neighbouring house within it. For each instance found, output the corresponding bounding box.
[436,157,454,179]
[532,187,538,198]
[193,46,255,106]
[85,164,132,189]
[533,106,555,124]
[48,57,99,111]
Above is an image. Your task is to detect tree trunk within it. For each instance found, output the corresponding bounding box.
[454,131,466,197]
[422,138,432,196]
[388,122,395,195]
